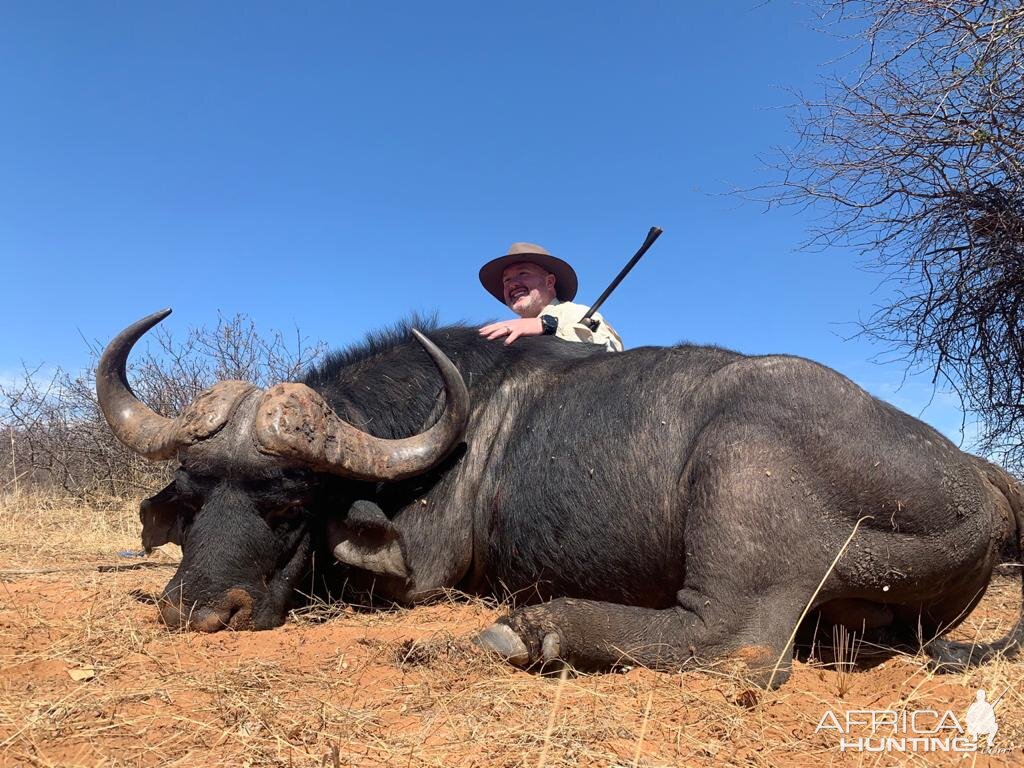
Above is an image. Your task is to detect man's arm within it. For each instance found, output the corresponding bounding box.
[479,307,624,351]
[479,317,544,345]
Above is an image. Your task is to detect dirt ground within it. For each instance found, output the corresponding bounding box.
[2,494,1023,767]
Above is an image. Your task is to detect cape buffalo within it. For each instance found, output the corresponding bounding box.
[97,309,1024,687]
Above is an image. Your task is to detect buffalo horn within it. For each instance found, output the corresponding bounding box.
[96,309,255,460]
[255,329,470,480]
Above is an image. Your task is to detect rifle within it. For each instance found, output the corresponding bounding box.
[579,226,663,331]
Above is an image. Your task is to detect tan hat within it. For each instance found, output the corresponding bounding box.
[478,242,579,305]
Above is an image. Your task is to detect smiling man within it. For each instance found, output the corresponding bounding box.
[477,242,624,351]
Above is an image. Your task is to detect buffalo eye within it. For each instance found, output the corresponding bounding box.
[264,502,306,530]
[171,470,208,508]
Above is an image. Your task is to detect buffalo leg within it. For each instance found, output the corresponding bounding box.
[478,586,809,688]
[478,443,831,686]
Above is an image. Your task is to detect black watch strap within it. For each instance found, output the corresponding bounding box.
[540,314,558,335]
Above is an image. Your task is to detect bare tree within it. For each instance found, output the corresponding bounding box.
[762,1,1024,470]
[0,313,325,499]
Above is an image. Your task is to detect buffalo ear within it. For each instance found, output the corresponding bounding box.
[139,482,184,554]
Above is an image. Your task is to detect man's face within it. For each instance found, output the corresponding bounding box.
[502,262,556,318]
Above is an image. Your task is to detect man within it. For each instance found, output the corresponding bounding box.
[477,242,624,351]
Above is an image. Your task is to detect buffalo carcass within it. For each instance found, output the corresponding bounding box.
[97,309,1024,687]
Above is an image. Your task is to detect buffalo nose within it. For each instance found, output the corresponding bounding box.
[158,588,255,632]
[158,597,189,630]
[188,606,232,632]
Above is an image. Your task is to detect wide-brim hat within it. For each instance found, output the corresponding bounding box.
[479,242,578,305]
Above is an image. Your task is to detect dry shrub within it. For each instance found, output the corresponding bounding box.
[761,0,1024,472]
[0,312,324,500]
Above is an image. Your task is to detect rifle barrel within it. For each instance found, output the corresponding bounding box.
[581,226,663,324]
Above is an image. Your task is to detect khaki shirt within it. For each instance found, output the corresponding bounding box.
[542,300,624,352]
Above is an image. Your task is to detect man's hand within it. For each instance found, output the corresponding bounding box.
[479,317,544,345]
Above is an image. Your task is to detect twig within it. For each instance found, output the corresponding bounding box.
[537,666,569,768]
[8,427,17,496]
[632,690,654,767]
[0,561,179,578]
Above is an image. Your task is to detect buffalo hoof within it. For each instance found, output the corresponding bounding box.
[541,631,561,662]
[474,622,529,666]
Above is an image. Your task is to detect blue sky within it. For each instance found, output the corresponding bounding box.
[0,2,978,447]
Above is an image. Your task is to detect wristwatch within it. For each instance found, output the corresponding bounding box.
[540,314,558,335]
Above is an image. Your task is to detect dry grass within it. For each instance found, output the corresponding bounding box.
[1,491,1023,767]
